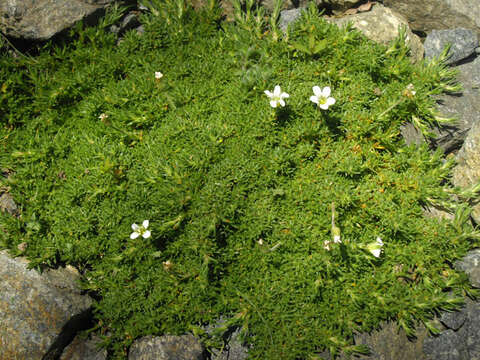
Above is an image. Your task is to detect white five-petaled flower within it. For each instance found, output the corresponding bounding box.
[310,86,336,110]
[367,237,384,258]
[98,113,108,121]
[264,85,289,108]
[130,220,151,239]
[155,71,163,79]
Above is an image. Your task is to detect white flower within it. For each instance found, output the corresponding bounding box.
[264,85,289,108]
[130,220,151,239]
[98,113,108,121]
[333,234,341,244]
[310,86,336,110]
[155,71,163,79]
[323,240,331,251]
[367,237,384,258]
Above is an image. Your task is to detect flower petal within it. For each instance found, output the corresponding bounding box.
[371,248,381,258]
[279,99,285,107]
[326,97,336,106]
[142,220,149,229]
[313,86,321,96]
[130,231,140,239]
[264,90,273,97]
[131,223,139,231]
[273,85,281,96]
[376,237,384,246]
[322,86,331,97]
[319,103,329,110]
[281,92,290,99]
[333,235,341,243]
[142,230,151,239]
[310,95,319,104]
[270,100,278,108]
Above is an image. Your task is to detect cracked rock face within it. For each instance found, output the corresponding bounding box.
[0,0,113,40]
[0,251,92,360]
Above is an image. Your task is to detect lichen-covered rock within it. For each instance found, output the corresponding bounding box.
[0,250,92,359]
[326,3,424,62]
[0,0,113,41]
[424,28,478,65]
[128,335,205,360]
[452,121,480,224]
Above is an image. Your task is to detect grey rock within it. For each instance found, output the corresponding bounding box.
[0,0,113,41]
[326,3,424,63]
[443,0,480,31]
[0,191,19,217]
[423,329,468,359]
[455,249,480,288]
[424,28,479,65]
[383,0,480,38]
[279,8,304,32]
[0,250,92,359]
[204,318,249,360]
[402,55,480,155]
[423,298,480,359]
[440,309,467,330]
[120,13,140,33]
[128,334,205,360]
[60,334,107,360]
[452,120,480,224]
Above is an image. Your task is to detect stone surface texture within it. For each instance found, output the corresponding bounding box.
[326,3,424,62]
[382,0,480,37]
[128,335,205,360]
[0,0,113,40]
[424,28,479,65]
[60,334,107,360]
[0,250,92,360]
[453,120,480,224]
[455,249,480,288]
[443,0,480,30]
[0,191,19,217]
[423,298,480,360]
[279,8,304,31]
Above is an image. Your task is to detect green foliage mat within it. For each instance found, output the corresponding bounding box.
[1,2,479,359]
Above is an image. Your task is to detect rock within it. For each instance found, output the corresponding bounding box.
[424,28,479,65]
[443,0,480,31]
[319,0,364,14]
[279,8,305,31]
[60,334,107,360]
[423,297,480,359]
[452,121,480,224]
[455,249,480,288]
[0,191,19,217]
[204,318,249,360]
[326,3,424,62]
[440,309,467,330]
[433,55,480,154]
[120,12,141,34]
[382,0,480,38]
[0,250,93,360]
[0,0,113,41]
[128,334,205,360]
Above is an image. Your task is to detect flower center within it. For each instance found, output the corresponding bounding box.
[319,96,327,105]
